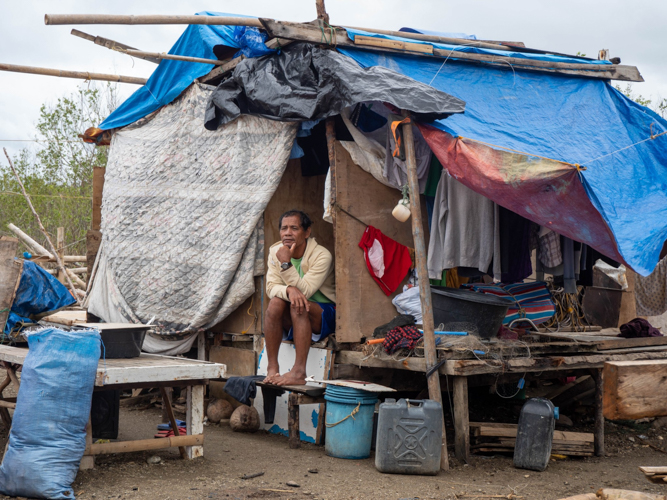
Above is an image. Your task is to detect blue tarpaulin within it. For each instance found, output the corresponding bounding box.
[338,47,667,275]
[4,260,76,334]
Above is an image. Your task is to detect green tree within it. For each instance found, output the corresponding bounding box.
[0,83,118,256]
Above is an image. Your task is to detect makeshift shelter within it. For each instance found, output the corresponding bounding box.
[65,10,667,461]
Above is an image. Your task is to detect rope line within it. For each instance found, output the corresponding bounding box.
[325,402,360,427]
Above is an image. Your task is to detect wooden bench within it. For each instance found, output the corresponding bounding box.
[255,381,325,449]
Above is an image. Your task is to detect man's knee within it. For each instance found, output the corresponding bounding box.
[265,297,287,323]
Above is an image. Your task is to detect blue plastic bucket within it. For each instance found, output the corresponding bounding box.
[324,385,378,459]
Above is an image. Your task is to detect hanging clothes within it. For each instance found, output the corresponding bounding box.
[562,237,577,294]
[498,206,533,283]
[427,172,501,281]
[635,256,667,316]
[359,226,413,296]
[384,114,432,192]
[538,227,562,268]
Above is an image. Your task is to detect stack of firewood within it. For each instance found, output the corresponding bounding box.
[470,422,594,457]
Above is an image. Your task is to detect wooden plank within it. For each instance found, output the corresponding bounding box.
[355,35,433,54]
[259,19,643,82]
[474,426,593,443]
[214,277,262,335]
[209,346,257,402]
[0,237,22,334]
[41,310,87,326]
[596,336,667,351]
[186,385,205,458]
[336,349,667,376]
[603,359,667,420]
[333,142,419,343]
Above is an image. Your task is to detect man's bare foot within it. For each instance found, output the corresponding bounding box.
[275,370,306,386]
[263,371,281,384]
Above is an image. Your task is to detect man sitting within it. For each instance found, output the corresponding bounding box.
[264,210,335,386]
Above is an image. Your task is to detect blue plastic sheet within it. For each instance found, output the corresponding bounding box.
[338,48,667,276]
[100,12,272,131]
[0,328,101,499]
[4,260,76,335]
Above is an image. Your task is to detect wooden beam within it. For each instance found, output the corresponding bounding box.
[123,49,224,66]
[0,63,146,85]
[7,223,52,258]
[344,25,515,51]
[603,360,667,420]
[88,434,203,455]
[71,29,160,64]
[453,376,470,463]
[46,14,263,27]
[336,349,667,376]
[259,19,643,82]
[355,35,433,55]
[401,110,448,471]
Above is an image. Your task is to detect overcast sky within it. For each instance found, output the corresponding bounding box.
[2,0,666,160]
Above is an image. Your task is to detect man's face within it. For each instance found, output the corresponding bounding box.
[280,215,311,248]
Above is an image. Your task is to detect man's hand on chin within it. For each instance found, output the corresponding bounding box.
[276,242,296,264]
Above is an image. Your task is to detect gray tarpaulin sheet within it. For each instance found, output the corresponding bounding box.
[204,42,465,130]
[86,83,297,354]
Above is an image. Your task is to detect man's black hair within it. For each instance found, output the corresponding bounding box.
[279,210,312,231]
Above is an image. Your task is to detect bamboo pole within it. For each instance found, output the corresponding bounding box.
[122,49,223,65]
[7,223,53,258]
[88,434,203,455]
[344,25,515,52]
[3,148,82,306]
[71,29,160,64]
[30,255,87,263]
[401,110,449,471]
[45,14,262,27]
[0,63,146,85]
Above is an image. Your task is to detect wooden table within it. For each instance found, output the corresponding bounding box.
[0,345,226,468]
[336,334,667,463]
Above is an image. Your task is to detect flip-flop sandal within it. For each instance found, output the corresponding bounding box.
[156,419,187,431]
[154,427,187,438]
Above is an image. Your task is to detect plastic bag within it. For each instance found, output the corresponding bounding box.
[0,328,101,500]
[392,285,423,324]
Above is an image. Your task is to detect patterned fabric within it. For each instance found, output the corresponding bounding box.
[86,83,298,337]
[539,230,563,268]
[383,325,423,354]
[635,256,667,316]
[461,282,556,325]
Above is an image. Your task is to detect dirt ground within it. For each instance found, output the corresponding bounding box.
[1,405,666,500]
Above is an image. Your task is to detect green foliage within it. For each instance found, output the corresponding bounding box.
[0,83,118,255]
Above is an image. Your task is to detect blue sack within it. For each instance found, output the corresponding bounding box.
[0,328,101,499]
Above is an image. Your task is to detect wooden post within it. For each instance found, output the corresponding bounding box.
[160,386,173,423]
[197,332,206,361]
[401,110,449,471]
[56,227,65,284]
[325,117,336,234]
[594,368,605,456]
[186,384,204,458]
[315,0,330,24]
[288,392,300,449]
[92,167,105,231]
[80,415,95,470]
[160,387,187,459]
[453,376,470,463]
